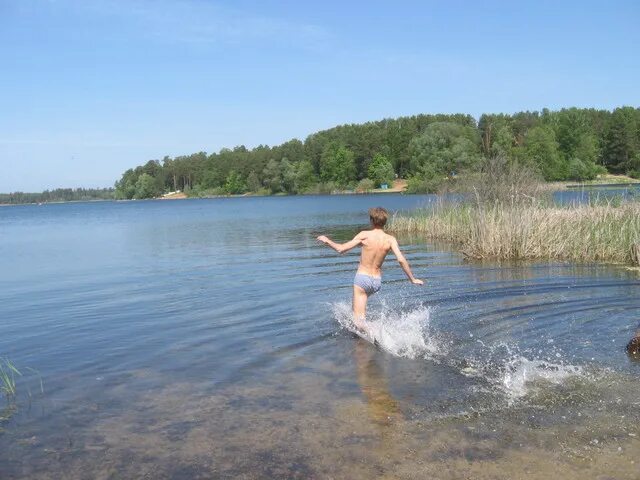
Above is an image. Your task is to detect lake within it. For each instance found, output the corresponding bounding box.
[1,194,639,479]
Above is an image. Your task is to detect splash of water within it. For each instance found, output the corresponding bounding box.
[331,301,585,401]
[500,356,583,401]
[331,301,443,359]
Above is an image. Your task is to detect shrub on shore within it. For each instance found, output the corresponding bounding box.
[452,155,546,205]
[356,178,375,192]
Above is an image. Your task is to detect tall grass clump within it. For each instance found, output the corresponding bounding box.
[452,155,547,206]
[1,358,44,429]
[0,358,20,399]
[391,156,640,266]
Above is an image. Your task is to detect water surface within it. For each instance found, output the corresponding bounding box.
[1,195,639,479]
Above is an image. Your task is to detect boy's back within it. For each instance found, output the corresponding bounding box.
[356,229,394,277]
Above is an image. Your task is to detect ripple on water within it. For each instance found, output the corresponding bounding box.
[1,197,640,479]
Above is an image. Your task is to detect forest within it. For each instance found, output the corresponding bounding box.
[112,106,640,199]
[0,188,115,205]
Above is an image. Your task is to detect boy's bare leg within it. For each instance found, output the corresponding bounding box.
[352,285,369,331]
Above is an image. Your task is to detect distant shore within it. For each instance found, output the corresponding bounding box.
[0,198,115,207]
[544,174,640,191]
[2,176,639,206]
[158,179,410,200]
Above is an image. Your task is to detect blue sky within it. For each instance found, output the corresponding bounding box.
[1,0,638,192]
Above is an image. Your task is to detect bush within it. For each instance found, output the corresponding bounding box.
[303,182,337,194]
[191,187,226,197]
[406,162,445,193]
[567,158,605,181]
[224,171,246,194]
[356,178,375,192]
[455,155,544,205]
[320,143,357,187]
[368,154,395,187]
[133,173,158,199]
[406,176,442,194]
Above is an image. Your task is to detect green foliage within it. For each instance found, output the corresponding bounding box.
[246,171,261,192]
[262,159,283,193]
[224,171,246,194]
[0,188,115,205]
[1,359,44,429]
[302,181,340,194]
[199,168,223,190]
[281,159,297,194]
[409,122,482,177]
[133,173,157,199]
[356,178,375,192]
[261,157,309,194]
[115,169,138,199]
[603,107,640,173]
[479,113,516,156]
[108,107,640,199]
[293,160,317,193]
[627,153,640,175]
[573,133,600,166]
[555,108,593,161]
[522,126,565,180]
[367,153,395,187]
[319,143,356,187]
[190,186,226,197]
[0,358,20,398]
[406,163,444,193]
[567,158,606,181]
[491,125,515,157]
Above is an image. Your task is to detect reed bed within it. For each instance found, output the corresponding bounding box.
[390,201,640,266]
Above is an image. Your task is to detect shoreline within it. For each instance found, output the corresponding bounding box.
[3,176,639,206]
[0,198,116,207]
[0,189,411,207]
[0,181,411,206]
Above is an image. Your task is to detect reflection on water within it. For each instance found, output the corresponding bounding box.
[354,339,403,428]
[1,195,640,479]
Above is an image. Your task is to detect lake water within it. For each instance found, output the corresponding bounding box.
[1,194,639,479]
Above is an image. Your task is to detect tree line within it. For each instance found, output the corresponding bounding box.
[115,106,640,199]
[0,188,115,205]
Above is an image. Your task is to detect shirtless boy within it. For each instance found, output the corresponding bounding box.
[317,207,423,330]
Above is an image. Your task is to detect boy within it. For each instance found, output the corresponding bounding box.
[317,207,423,331]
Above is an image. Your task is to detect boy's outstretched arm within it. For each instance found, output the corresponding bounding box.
[390,237,424,285]
[317,232,364,254]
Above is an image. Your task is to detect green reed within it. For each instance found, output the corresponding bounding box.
[0,358,21,399]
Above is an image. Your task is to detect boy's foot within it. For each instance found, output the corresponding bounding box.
[353,317,367,331]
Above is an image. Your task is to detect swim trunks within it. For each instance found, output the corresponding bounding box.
[354,273,382,296]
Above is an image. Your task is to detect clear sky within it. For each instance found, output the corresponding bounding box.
[1,0,638,192]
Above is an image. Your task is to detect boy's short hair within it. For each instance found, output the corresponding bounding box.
[369,207,388,228]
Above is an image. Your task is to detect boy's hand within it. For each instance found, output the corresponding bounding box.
[316,235,329,244]
[411,278,424,285]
